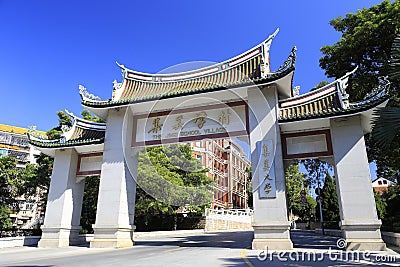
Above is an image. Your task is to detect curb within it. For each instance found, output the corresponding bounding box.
[134,229,205,239]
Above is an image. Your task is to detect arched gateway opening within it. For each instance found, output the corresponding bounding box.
[28,30,390,251]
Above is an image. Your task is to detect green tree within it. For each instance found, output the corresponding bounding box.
[0,205,12,230]
[19,154,51,197]
[46,111,72,139]
[81,110,105,123]
[285,163,316,222]
[0,154,52,229]
[319,0,400,181]
[0,156,23,230]
[312,80,329,91]
[372,34,400,150]
[301,159,331,187]
[245,166,253,208]
[11,153,53,219]
[381,184,400,231]
[80,176,100,233]
[320,0,400,101]
[374,191,387,219]
[0,156,22,206]
[321,173,340,223]
[136,144,213,221]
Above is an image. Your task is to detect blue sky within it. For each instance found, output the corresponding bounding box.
[0,0,385,130]
[0,1,385,177]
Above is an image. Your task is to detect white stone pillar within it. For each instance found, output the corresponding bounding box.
[90,108,137,248]
[330,116,386,251]
[248,85,292,250]
[38,148,85,248]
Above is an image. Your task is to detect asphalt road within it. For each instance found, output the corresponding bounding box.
[0,231,399,267]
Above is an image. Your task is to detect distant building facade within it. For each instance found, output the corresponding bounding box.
[0,123,45,228]
[191,139,250,209]
[372,177,395,194]
[0,124,42,167]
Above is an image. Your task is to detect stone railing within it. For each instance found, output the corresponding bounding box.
[205,208,253,231]
[381,232,400,248]
[0,236,41,248]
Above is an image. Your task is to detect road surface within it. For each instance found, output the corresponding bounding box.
[0,230,398,266]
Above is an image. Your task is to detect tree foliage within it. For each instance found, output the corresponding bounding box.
[46,111,72,140]
[319,0,400,181]
[301,159,331,187]
[389,33,400,82]
[0,205,11,230]
[374,191,387,219]
[81,110,105,123]
[285,163,316,222]
[80,176,100,233]
[19,153,52,199]
[136,144,213,220]
[372,34,400,149]
[0,155,51,228]
[312,80,329,91]
[245,166,253,208]
[321,173,340,222]
[379,184,400,232]
[0,156,22,206]
[320,0,400,101]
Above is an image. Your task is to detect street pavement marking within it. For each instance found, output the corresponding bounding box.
[0,248,112,266]
[164,247,186,253]
[240,247,254,267]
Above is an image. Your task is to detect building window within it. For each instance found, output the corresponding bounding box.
[378,181,382,185]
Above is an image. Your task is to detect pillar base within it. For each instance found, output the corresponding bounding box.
[252,238,293,250]
[90,225,135,248]
[38,226,82,248]
[346,239,387,251]
[340,219,386,251]
[252,221,293,250]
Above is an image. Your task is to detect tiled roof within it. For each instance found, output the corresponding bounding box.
[278,74,391,122]
[27,112,106,148]
[80,31,297,108]
[120,54,262,100]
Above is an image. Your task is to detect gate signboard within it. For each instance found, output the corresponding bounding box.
[132,101,248,146]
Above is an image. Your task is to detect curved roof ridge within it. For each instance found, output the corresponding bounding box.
[349,76,391,109]
[82,46,296,108]
[116,29,279,81]
[64,109,106,129]
[28,110,107,150]
[279,67,358,105]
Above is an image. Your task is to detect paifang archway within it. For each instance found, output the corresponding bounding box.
[28,30,390,251]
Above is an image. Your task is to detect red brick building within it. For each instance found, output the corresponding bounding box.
[372,177,395,194]
[191,139,250,209]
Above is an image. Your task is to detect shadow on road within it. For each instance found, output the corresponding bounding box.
[135,230,340,250]
[135,231,254,249]
[290,230,339,250]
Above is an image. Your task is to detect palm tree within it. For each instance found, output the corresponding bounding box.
[372,34,400,147]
